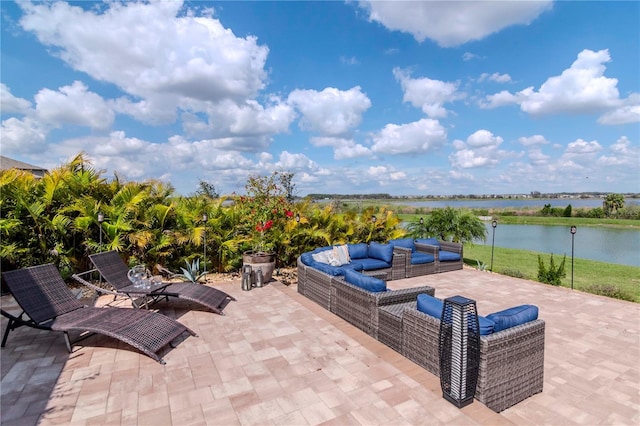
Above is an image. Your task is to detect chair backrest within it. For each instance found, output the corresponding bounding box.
[89,251,134,291]
[2,264,83,324]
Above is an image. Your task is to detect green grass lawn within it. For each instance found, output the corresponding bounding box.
[463,244,640,302]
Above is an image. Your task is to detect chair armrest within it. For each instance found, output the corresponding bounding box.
[392,247,410,278]
[414,242,439,256]
[439,241,463,255]
[374,285,435,307]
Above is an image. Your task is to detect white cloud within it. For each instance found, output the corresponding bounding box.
[370,118,447,155]
[598,97,640,125]
[366,165,406,185]
[34,81,114,130]
[393,68,465,118]
[275,151,317,171]
[483,49,627,116]
[0,117,47,154]
[597,136,639,166]
[519,135,550,146]
[19,1,269,104]
[288,86,371,136]
[565,139,602,155]
[1,84,32,114]
[527,148,550,166]
[310,137,372,159]
[449,129,504,168]
[462,52,482,61]
[479,72,512,83]
[358,1,552,47]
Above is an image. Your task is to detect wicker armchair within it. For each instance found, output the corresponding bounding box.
[402,308,545,412]
[392,246,437,278]
[415,240,464,273]
[331,276,434,339]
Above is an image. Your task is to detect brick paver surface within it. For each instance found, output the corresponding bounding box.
[1,268,639,425]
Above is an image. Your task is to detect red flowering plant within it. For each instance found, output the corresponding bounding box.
[234,172,295,255]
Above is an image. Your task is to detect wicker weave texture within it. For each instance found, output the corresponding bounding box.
[378,301,416,352]
[402,308,545,412]
[332,278,434,339]
[88,251,234,314]
[2,264,195,363]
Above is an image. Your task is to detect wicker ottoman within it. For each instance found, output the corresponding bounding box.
[378,301,417,353]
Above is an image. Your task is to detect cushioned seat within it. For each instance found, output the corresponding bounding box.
[438,250,461,262]
[411,252,435,265]
[352,257,394,271]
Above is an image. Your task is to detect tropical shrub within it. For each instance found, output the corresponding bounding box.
[537,254,566,286]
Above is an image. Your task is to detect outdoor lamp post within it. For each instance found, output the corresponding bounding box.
[419,217,425,237]
[202,213,208,273]
[97,212,104,252]
[372,215,377,224]
[295,213,300,223]
[570,225,577,290]
[490,220,497,272]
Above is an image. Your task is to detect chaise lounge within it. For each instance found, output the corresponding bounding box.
[1,264,195,363]
[73,251,235,315]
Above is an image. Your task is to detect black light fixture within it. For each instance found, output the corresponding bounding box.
[570,226,577,290]
[490,220,497,272]
[97,212,104,252]
[295,213,300,223]
[372,215,377,224]
[419,217,424,225]
[202,213,208,274]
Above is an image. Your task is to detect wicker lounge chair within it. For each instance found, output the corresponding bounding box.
[1,264,195,364]
[74,251,235,315]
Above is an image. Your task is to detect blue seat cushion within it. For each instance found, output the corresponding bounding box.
[389,238,416,252]
[417,294,443,319]
[343,269,386,292]
[348,243,369,259]
[411,252,435,265]
[487,305,539,332]
[416,238,440,248]
[368,242,394,264]
[439,250,460,262]
[417,294,494,335]
[352,258,391,271]
[477,315,495,335]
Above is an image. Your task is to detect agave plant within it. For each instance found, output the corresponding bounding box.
[178,258,207,283]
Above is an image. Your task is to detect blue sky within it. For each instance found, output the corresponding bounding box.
[1,0,639,196]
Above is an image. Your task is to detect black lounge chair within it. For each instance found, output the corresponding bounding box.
[73,251,235,315]
[1,264,195,363]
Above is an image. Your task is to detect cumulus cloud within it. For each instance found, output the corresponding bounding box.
[482,49,629,116]
[366,165,406,185]
[0,117,47,154]
[393,68,465,118]
[34,81,114,129]
[519,135,550,146]
[598,94,640,125]
[358,1,552,47]
[19,1,268,104]
[449,129,504,168]
[310,136,372,160]
[597,136,639,166]
[479,72,512,83]
[275,151,317,171]
[370,118,447,155]
[1,84,32,114]
[462,52,482,61]
[288,86,371,136]
[565,139,602,155]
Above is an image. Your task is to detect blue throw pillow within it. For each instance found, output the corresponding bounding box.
[416,238,440,248]
[487,305,539,332]
[343,269,386,292]
[389,238,416,252]
[416,294,443,319]
[368,241,394,264]
[348,243,369,259]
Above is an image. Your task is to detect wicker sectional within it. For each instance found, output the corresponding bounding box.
[402,308,545,412]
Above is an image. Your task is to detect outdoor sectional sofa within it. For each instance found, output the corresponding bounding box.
[297,242,406,310]
[402,294,545,412]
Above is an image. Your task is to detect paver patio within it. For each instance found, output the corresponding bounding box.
[1,268,639,425]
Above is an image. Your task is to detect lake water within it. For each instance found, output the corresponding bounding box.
[475,223,640,267]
